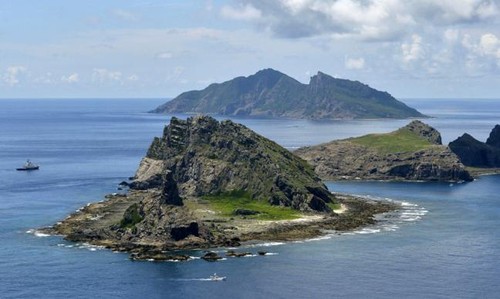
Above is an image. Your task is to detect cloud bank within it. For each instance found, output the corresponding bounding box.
[222,0,499,40]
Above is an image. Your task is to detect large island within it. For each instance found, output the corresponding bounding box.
[44,116,396,260]
[151,69,425,120]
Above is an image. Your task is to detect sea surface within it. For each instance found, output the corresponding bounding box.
[0,98,499,299]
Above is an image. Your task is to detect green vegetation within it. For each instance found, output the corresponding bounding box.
[327,202,342,211]
[120,203,144,228]
[151,68,424,119]
[351,128,433,154]
[203,190,301,220]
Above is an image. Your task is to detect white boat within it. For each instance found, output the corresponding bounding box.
[209,273,226,281]
[16,160,39,171]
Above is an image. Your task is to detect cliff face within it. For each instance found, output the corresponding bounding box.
[449,125,500,167]
[295,121,472,182]
[133,115,335,212]
[151,69,425,120]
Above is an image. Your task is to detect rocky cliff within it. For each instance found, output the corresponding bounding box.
[133,115,336,212]
[449,125,500,167]
[151,69,425,120]
[295,120,473,182]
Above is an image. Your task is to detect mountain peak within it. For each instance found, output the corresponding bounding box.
[136,115,336,212]
[152,69,425,119]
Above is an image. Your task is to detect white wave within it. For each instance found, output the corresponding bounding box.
[358,228,381,234]
[63,242,106,251]
[332,197,428,237]
[304,235,333,242]
[26,229,51,237]
[246,241,285,247]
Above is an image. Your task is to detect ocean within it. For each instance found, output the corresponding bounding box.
[0,98,499,298]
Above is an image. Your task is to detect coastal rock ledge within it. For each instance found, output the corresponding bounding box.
[43,116,396,260]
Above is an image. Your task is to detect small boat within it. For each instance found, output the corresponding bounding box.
[209,273,226,281]
[16,160,39,171]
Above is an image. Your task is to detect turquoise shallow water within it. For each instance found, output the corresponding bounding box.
[0,98,499,298]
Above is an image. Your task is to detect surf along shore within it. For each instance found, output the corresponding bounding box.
[41,190,398,261]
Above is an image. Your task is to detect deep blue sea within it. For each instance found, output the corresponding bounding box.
[1,98,499,299]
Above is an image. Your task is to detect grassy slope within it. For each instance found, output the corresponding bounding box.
[350,128,433,154]
[202,190,301,221]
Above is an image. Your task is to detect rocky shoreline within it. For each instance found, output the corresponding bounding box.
[40,190,398,261]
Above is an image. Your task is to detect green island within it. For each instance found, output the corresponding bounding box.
[352,128,434,154]
[295,120,472,182]
[151,68,425,120]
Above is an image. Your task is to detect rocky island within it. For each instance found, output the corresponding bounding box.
[449,124,500,168]
[44,116,396,260]
[151,68,425,120]
[295,120,473,182]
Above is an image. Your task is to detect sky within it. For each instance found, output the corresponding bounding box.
[0,0,499,99]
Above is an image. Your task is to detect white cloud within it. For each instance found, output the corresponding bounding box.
[345,57,365,70]
[92,68,122,83]
[225,0,499,41]
[417,0,498,23]
[61,73,79,83]
[478,33,500,57]
[157,52,173,59]
[128,74,139,81]
[462,33,500,58]
[3,66,27,86]
[444,29,460,43]
[113,9,139,22]
[221,4,262,20]
[401,34,425,63]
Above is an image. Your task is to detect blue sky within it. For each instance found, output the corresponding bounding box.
[1,0,499,98]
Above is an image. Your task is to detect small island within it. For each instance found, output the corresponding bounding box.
[151,68,425,120]
[449,125,500,168]
[295,120,473,182]
[43,116,397,260]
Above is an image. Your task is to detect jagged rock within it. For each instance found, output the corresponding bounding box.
[486,125,500,148]
[170,222,199,241]
[161,171,182,206]
[201,251,223,261]
[449,125,500,167]
[130,249,191,261]
[226,250,252,257]
[151,68,425,120]
[133,115,336,212]
[404,120,442,145]
[296,121,472,182]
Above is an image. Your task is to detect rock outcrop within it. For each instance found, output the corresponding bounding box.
[151,68,425,120]
[135,115,335,212]
[295,121,473,182]
[449,125,500,167]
